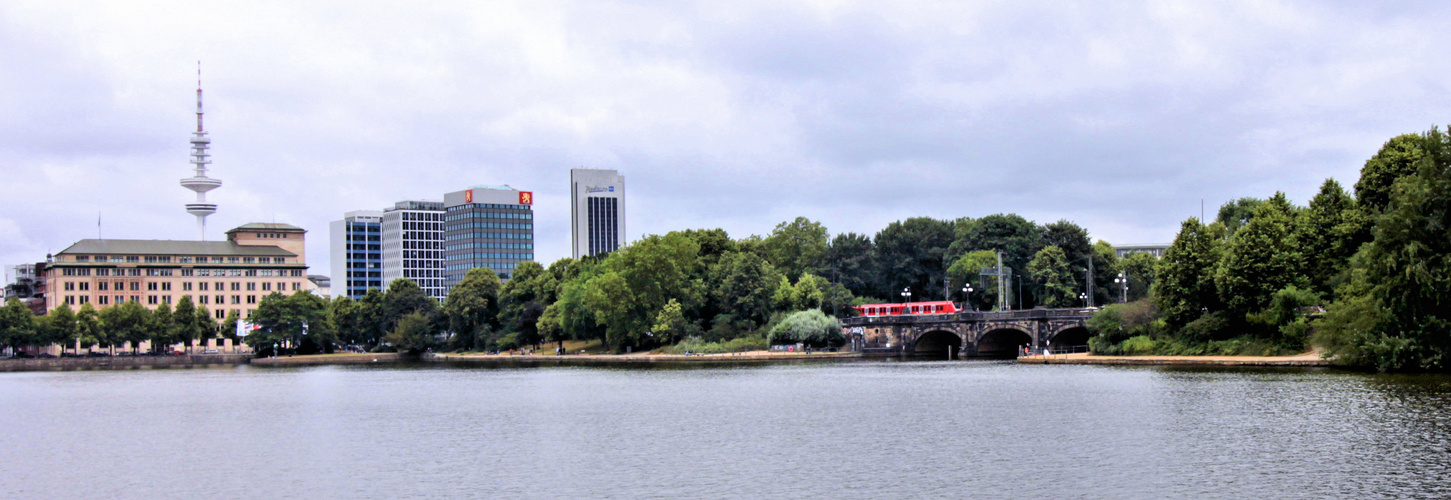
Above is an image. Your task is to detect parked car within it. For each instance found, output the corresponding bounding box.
[202,349,219,354]
[36,353,57,359]
[87,351,110,357]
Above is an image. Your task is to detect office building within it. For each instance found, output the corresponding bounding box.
[329,210,383,299]
[381,200,445,300]
[570,168,626,259]
[41,222,311,353]
[443,185,534,285]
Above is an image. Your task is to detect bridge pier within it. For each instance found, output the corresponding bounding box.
[843,308,1094,358]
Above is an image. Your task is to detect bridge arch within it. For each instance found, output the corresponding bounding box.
[913,330,963,358]
[976,328,1032,358]
[1048,325,1091,350]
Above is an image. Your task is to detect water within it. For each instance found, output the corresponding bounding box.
[3,361,1451,499]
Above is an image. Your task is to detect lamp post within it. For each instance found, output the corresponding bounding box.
[1114,272,1128,303]
[961,283,974,311]
[900,287,911,307]
[1079,292,1089,308]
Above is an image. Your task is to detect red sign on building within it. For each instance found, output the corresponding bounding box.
[519,191,533,205]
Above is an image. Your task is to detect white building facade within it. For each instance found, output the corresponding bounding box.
[381,200,445,301]
[570,169,626,259]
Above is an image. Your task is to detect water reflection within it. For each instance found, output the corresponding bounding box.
[2,362,1449,498]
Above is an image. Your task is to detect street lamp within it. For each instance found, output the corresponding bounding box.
[961,283,975,311]
[900,288,911,314]
[1079,292,1089,308]
[1114,272,1128,303]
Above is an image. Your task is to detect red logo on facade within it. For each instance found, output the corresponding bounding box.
[464,190,473,203]
[519,191,533,205]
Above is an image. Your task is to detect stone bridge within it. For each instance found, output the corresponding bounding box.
[841,308,1096,358]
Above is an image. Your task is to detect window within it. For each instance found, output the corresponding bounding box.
[244,269,257,277]
[80,296,90,304]
[148,283,158,291]
[64,282,74,291]
[243,257,255,264]
[199,295,208,304]
[98,282,109,291]
[163,296,171,304]
[228,270,242,277]
[161,283,171,291]
[196,269,210,277]
[98,296,108,305]
[126,256,140,262]
[148,296,158,305]
[128,269,141,277]
[198,282,208,291]
[215,309,224,319]
[96,269,110,277]
[216,282,224,290]
[182,282,192,291]
[179,257,193,263]
[227,257,240,263]
[181,269,194,277]
[75,255,90,262]
[291,282,300,291]
[261,282,271,291]
[231,295,241,304]
[230,283,240,291]
[246,282,256,291]
[278,282,286,290]
[129,282,139,291]
[79,282,89,291]
[215,295,224,304]
[65,296,75,305]
[246,295,256,304]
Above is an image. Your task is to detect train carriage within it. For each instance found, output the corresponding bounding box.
[854,300,961,316]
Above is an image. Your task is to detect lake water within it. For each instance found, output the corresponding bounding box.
[3,360,1450,499]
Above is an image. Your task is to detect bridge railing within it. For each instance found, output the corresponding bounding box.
[843,308,1096,326]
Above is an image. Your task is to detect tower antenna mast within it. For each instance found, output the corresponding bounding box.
[180,60,221,240]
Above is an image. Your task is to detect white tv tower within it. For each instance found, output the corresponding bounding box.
[180,61,221,240]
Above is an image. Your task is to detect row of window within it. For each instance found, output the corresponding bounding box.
[444,242,533,251]
[72,255,289,264]
[63,280,301,293]
[63,293,288,307]
[446,222,533,231]
[444,211,533,222]
[445,253,533,261]
[58,268,303,277]
[447,203,530,212]
[446,262,524,272]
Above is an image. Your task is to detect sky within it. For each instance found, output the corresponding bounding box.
[3,1,1449,279]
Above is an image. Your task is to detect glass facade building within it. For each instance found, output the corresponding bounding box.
[443,186,534,285]
[329,210,382,299]
[570,169,626,259]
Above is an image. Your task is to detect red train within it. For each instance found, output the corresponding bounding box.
[855,301,962,316]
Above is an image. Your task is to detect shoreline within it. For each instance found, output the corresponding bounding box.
[1016,351,1332,367]
[428,350,861,365]
[0,354,252,372]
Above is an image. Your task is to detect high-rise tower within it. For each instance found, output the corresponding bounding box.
[180,61,221,240]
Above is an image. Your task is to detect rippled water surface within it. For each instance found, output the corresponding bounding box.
[3,361,1451,499]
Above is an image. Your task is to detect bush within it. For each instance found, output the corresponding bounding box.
[1178,311,1233,344]
[768,310,843,348]
[1087,300,1157,345]
[659,335,768,354]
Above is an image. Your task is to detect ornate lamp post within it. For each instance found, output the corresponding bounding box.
[1115,272,1128,303]
[961,283,975,311]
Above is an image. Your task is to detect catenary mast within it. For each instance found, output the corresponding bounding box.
[180,61,221,240]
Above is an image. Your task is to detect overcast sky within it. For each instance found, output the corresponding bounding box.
[3,1,1449,278]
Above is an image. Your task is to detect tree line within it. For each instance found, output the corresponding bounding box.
[0,296,231,355]
[1090,127,1451,372]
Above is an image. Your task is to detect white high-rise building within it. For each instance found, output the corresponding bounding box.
[381,200,445,301]
[570,169,626,259]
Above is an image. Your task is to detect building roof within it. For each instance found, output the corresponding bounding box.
[228,222,305,232]
[56,239,296,257]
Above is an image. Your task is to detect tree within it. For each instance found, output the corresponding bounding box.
[1215,192,1306,320]
[328,297,363,347]
[357,288,388,347]
[958,214,1045,304]
[382,279,436,330]
[1333,127,1451,371]
[219,309,239,349]
[104,301,151,354]
[1118,252,1158,303]
[248,291,331,355]
[1216,197,1264,238]
[767,309,844,348]
[385,311,435,354]
[1028,246,1077,308]
[172,296,204,354]
[1042,220,1092,265]
[1355,133,1425,213]
[1089,241,1120,307]
[149,302,174,353]
[442,267,502,350]
[75,303,100,352]
[824,232,877,299]
[43,303,78,354]
[710,251,781,329]
[1296,179,1363,295]
[873,217,956,300]
[1153,218,1224,329]
[775,273,829,312]
[0,298,36,353]
[761,217,829,281]
[946,250,999,310]
[651,299,688,345]
[499,261,555,348]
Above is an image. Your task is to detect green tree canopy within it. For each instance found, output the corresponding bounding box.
[1153,218,1224,329]
[1028,245,1077,308]
[444,267,503,350]
[874,217,955,300]
[0,298,36,351]
[1355,133,1426,213]
[43,303,78,352]
[824,232,877,299]
[1296,178,1362,295]
[947,250,999,310]
[1216,197,1264,238]
[1215,192,1306,318]
[761,217,828,281]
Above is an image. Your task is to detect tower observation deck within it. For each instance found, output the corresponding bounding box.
[180,62,221,240]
